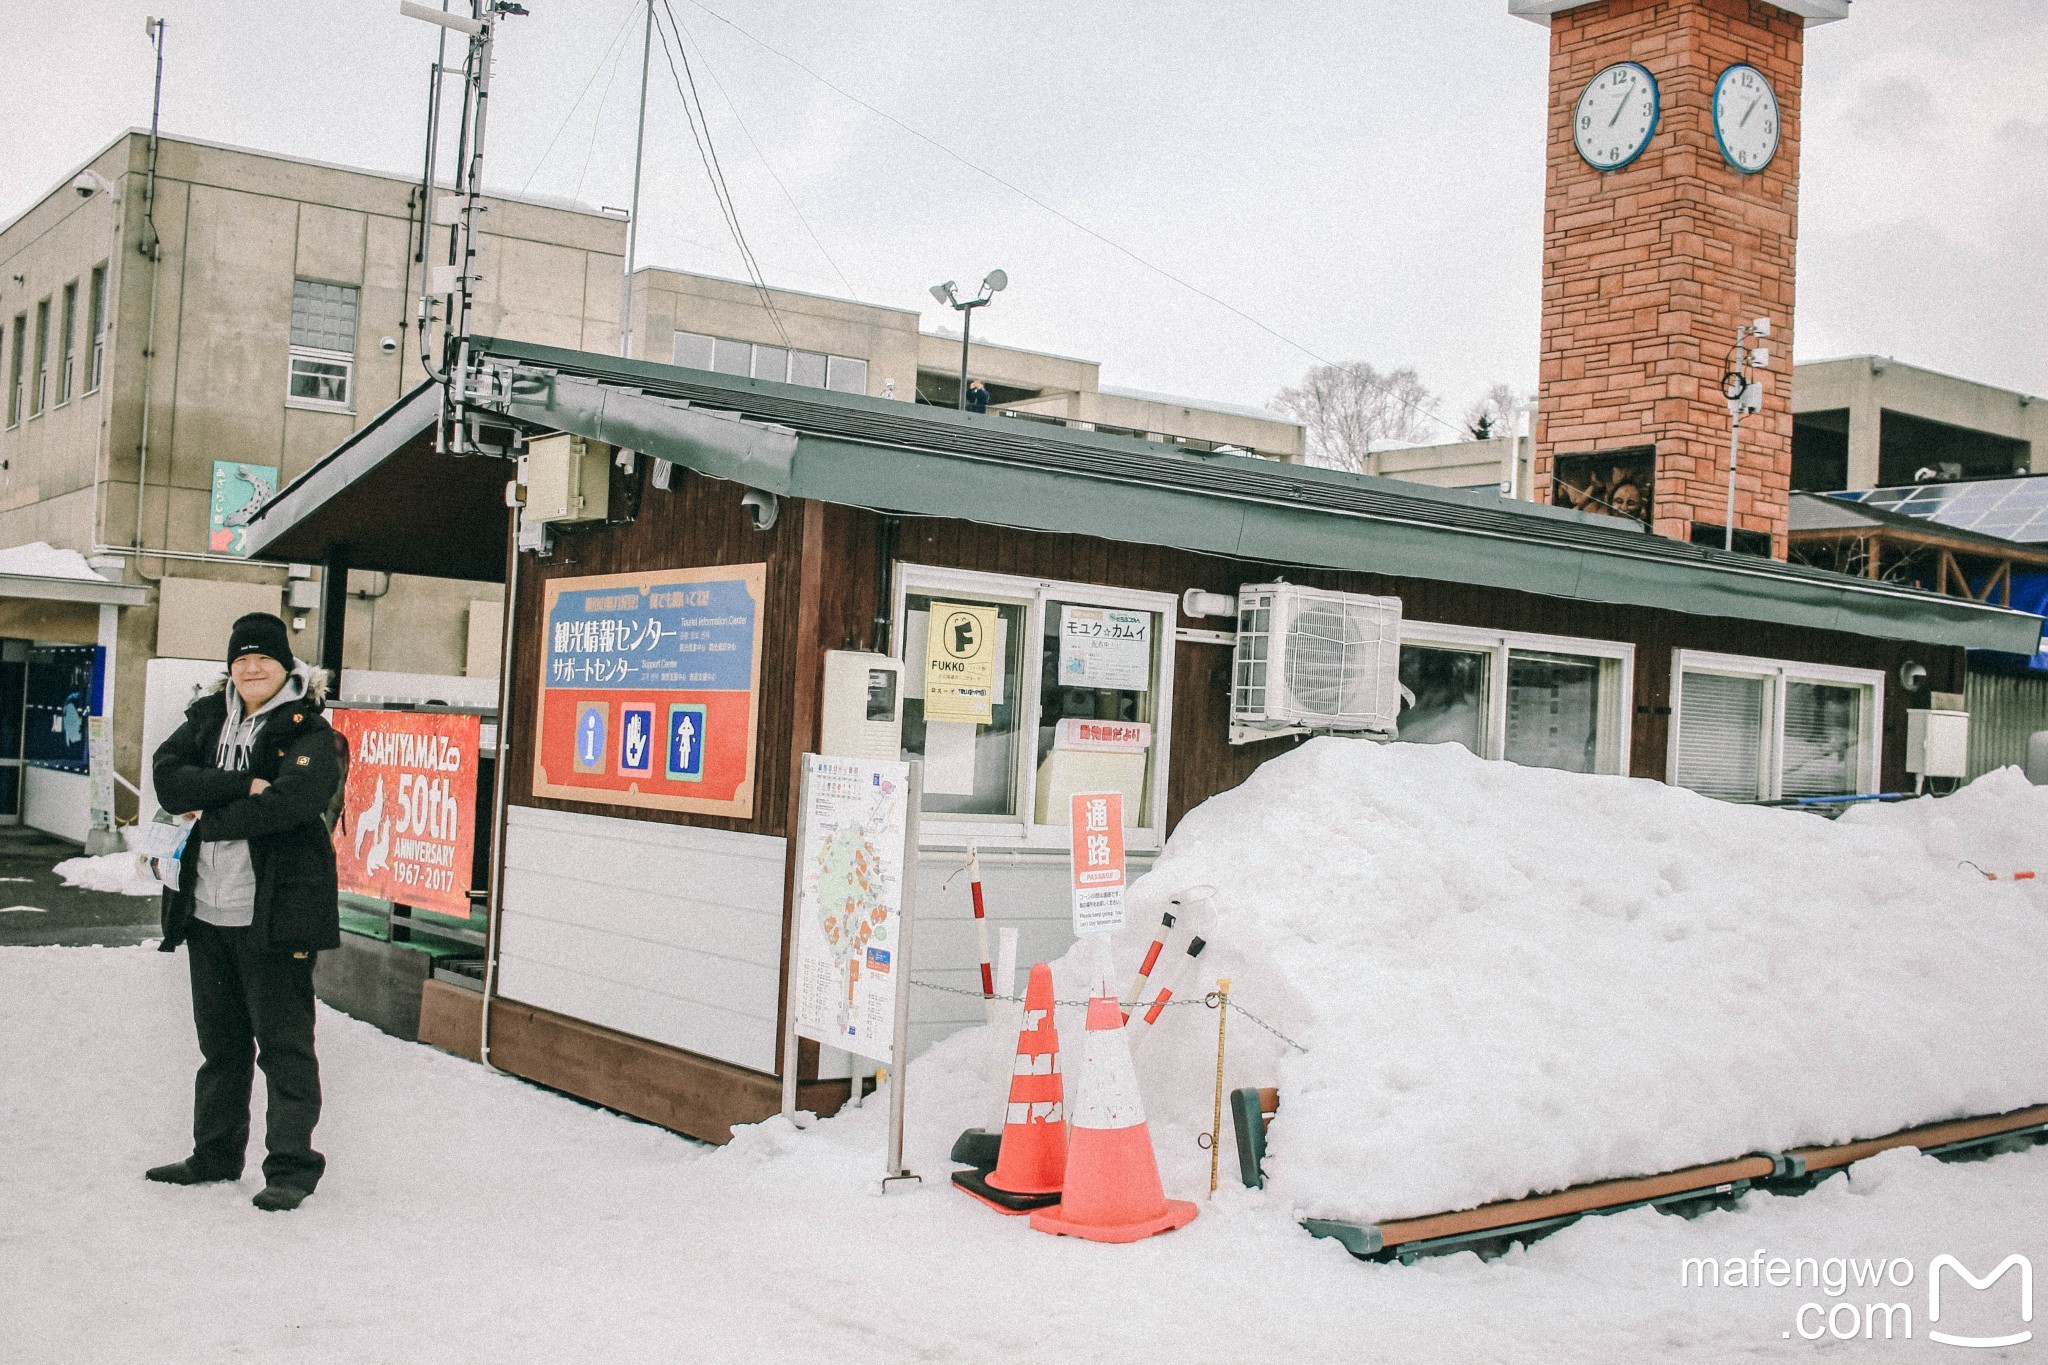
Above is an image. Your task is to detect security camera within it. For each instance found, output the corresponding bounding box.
[71,171,114,199]
[379,336,398,355]
[741,488,779,532]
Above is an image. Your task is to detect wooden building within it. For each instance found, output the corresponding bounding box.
[245,339,2043,1142]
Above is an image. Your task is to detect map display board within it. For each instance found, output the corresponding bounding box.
[330,709,480,918]
[532,565,765,818]
[793,755,912,1064]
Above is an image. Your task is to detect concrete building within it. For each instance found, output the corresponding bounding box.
[1790,357,2046,493]
[0,133,1304,838]
[0,130,629,835]
[1380,358,2047,506]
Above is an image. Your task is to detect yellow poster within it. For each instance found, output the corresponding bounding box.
[924,601,998,724]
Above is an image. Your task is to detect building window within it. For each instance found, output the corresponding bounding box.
[6,314,22,427]
[826,355,868,395]
[56,281,77,406]
[1667,650,1881,802]
[85,264,107,394]
[892,564,1176,849]
[30,298,50,418]
[672,330,860,395]
[287,279,357,411]
[1397,622,1633,775]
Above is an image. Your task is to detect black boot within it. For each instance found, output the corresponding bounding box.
[145,1159,239,1186]
[252,1184,309,1212]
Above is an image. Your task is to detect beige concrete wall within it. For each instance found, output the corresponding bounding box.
[918,331,1099,400]
[1376,437,1536,494]
[634,269,919,399]
[0,133,620,814]
[1792,357,2048,489]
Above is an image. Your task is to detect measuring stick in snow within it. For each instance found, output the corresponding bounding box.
[1120,909,1177,1022]
[1127,935,1206,1057]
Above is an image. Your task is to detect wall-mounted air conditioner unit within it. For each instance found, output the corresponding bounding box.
[1229,583,1403,743]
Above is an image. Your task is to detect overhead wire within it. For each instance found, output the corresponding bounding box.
[574,14,640,204]
[519,0,642,195]
[651,0,790,346]
[664,4,860,300]
[676,0,1463,440]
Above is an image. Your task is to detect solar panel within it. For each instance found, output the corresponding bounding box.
[1824,475,2048,543]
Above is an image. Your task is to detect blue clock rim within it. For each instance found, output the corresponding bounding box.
[1577,60,1661,172]
[1712,63,1778,175]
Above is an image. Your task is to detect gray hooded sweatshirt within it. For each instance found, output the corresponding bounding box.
[193,663,313,928]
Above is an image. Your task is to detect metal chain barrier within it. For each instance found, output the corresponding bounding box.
[908,976,1309,1053]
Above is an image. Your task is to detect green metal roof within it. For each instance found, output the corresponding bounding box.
[274,336,2047,655]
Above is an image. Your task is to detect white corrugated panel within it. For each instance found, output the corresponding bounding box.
[497,805,786,1073]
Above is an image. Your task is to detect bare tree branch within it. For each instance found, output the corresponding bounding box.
[1271,362,1436,474]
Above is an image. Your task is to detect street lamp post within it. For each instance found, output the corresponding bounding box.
[929,270,1008,410]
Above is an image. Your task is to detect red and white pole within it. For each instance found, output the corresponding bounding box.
[1120,909,1176,1022]
[967,842,997,1005]
[1127,935,1207,1057]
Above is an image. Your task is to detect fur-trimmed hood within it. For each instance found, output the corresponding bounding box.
[198,662,330,707]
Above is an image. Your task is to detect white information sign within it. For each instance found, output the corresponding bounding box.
[1058,605,1152,692]
[793,755,913,1064]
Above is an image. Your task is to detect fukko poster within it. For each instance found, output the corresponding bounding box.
[532,565,765,818]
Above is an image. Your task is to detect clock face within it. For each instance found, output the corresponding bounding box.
[1714,64,1780,173]
[1574,62,1659,171]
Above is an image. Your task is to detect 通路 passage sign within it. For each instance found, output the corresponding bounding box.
[532,565,766,818]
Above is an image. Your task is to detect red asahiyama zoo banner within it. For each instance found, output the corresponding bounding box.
[330,709,480,918]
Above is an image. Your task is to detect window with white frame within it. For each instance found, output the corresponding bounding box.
[1668,650,1881,802]
[672,329,868,395]
[891,564,1176,848]
[30,298,49,418]
[287,279,358,411]
[85,264,107,394]
[1397,622,1634,775]
[56,280,76,406]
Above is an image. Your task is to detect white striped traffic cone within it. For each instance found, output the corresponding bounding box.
[1030,995,1197,1244]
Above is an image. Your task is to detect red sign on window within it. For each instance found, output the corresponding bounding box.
[329,709,479,919]
[1068,790,1127,936]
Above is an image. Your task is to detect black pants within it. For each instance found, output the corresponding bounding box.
[186,919,325,1191]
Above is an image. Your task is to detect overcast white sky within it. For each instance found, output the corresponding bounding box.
[3,1,2042,431]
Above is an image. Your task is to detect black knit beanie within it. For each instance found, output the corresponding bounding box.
[227,612,295,671]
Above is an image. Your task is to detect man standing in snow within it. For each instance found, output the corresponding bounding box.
[145,612,342,1213]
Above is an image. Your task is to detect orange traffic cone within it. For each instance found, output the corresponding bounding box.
[1030,995,1198,1244]
[952,963,1066,1215]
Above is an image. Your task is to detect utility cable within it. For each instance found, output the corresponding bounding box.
[520,0,642,195]
[574,13,640,204]
[665,3,860,300]
[678,0,1462,440]
[651,1,790,346]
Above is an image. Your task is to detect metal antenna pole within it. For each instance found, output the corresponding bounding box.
[621,0,653,357]
[1723,409,1742,553]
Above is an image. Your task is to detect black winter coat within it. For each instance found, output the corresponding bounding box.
[152,686,342,954]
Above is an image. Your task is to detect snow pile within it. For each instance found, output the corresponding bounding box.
[56,852,161,898]
[1046,741,2048,1225]
[0,541,107,581]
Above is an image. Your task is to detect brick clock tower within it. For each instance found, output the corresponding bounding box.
[1515,0,1847,557]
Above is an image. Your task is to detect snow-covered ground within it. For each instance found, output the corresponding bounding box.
[1067,743,2048,1225]
[4,942,2046,1363]
[55,851,161,898]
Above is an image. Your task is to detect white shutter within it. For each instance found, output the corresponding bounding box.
[1781,681,1863,798]
[1675,671,1766,801]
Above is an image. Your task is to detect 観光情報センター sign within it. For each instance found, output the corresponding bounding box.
[533,565,766,818]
